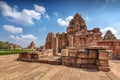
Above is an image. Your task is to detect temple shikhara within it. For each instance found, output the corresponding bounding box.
[18,13,120,72]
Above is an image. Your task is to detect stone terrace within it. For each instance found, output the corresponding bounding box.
[0,54,120,80]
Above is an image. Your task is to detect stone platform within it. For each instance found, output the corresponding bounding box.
[17,56,61,65]
[18,46,110,72]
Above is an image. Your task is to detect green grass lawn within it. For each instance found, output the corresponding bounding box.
[0,50,32,55]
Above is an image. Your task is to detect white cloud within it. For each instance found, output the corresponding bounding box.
[34,4,46,14]
[85,17,89,20]
[10,35,15,39]
[45,14,50,19]
[10,34,37,40]
[101,27,120,39]
[21,34,37,40]
[101,27,117,35]
[0,1,45,26]
[3,25,23,34]
[57,16,73,27]
[66,16,73,21]
[54,12,59,16]
[10,34,37,47]
[57,18,68,27]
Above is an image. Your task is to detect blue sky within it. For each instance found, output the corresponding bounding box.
[0,0,120,47]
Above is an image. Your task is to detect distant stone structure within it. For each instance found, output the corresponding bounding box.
[28,41,36,50]
[14,44,22,50]
[97,30,120,59]
[103,30,117,40]
[9,44,21,50]
[9,44,14,50]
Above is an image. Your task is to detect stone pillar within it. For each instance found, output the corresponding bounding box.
[53,37,58,56]
[68,35,73,47]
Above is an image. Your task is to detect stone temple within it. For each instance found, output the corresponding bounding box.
[45,13,102,53]
[18,13,120,71]
[45,13,120,58]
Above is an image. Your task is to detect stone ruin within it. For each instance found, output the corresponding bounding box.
[103,30,117,40]
[18,13,120,71]
[45,13,102,53]
[43,13,118,71]
[44,13,120,59]
[45,33,55,49]
[9,44,21,50]
[61,46,110,72]
[98,30,120,59]
[28,41,36,50]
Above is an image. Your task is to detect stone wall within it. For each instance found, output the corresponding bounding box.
[74,28,102,47]
[61,46,110,72]
[18,52,39,60]
[97,40,120,59]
